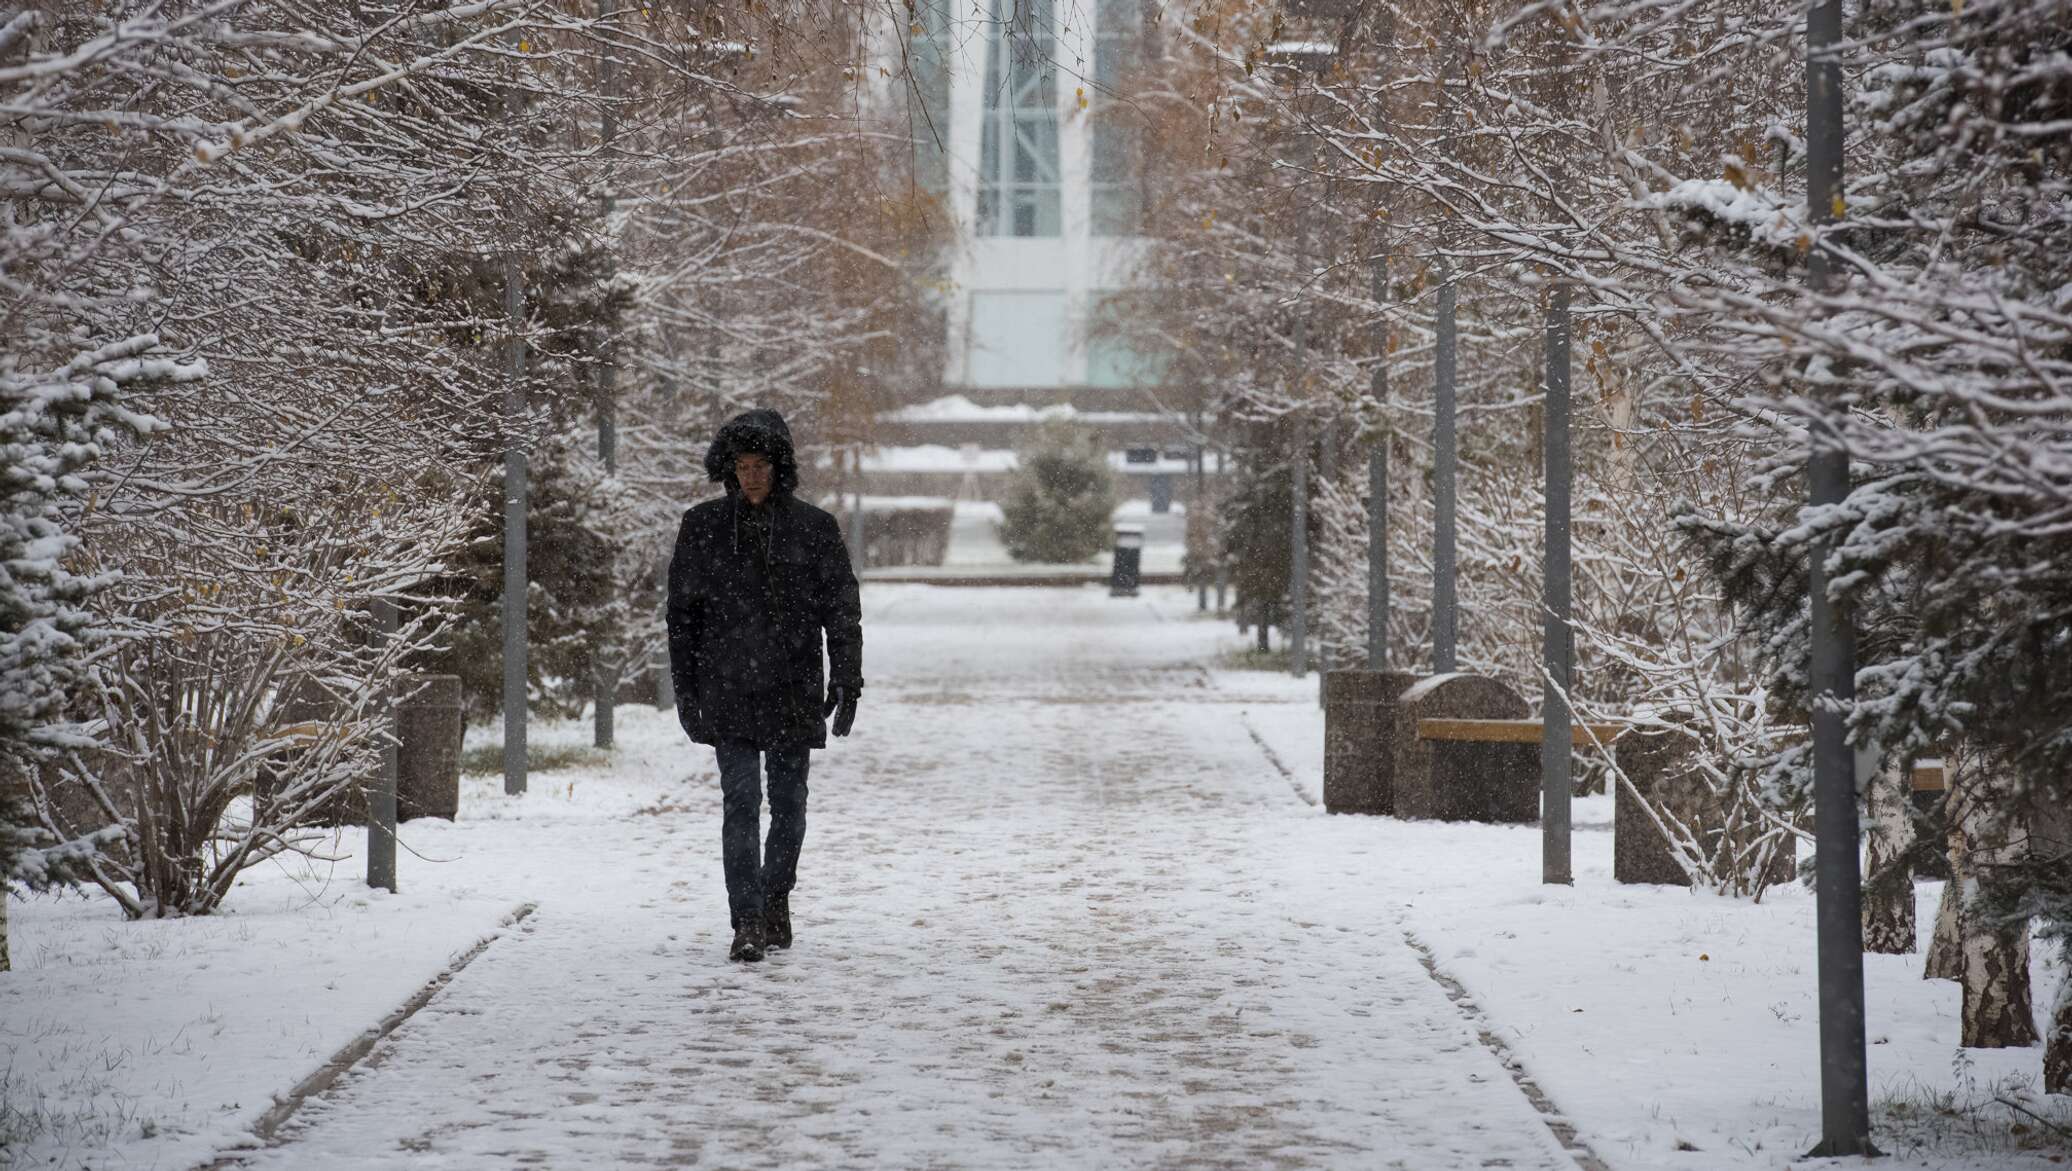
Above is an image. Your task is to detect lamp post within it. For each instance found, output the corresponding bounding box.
[369,598,399,892]
[1541,281,1572,886]
[592,0,619,751]
[501,33,529,798]
[1367,234,1389,672]
[1804,0,1873,1156]
[1432,265,1458,674]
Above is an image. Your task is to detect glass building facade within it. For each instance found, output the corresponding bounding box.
[895,0,1155,390]
[977,0,1062,238]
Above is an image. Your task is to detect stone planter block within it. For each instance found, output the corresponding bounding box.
[1613,725,1795,887]
[1323,670,1420,815]
[397,674,464,822]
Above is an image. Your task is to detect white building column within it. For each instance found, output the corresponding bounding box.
[939,4,989,388]
[1055,0,1094,386]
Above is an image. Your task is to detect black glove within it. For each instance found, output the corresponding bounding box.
[823,685,859,738]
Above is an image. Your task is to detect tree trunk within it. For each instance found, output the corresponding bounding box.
[2047,959,2072,1095]
[1950,755,2038,1048]
[1862,760,1916,954]
[1924,879,1962,980]
[1959,889,2037,1048]
[1,892,9,972]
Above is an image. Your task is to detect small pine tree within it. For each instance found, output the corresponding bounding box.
[1,337,170,964]
[1222,458,1292,642]
[425,431,630,720]
[999,424,1117,564]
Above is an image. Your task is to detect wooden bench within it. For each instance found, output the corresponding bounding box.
[268,720,336,748]
[1408,717,1627,826]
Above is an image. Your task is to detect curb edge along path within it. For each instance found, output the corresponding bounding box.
[197,902,539,1171]
[1400,932,1610,1171]
[1224,669,1608,1171]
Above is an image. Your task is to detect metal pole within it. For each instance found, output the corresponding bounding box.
[1368,221,1389,671]
[1432,266,1458,673]
[1215,436,1230,612]
[1541,283,1573,885]
[500,27,530,798]
[1805,0,1872,1156]
[848,445,867,567]
[1315,416,1331,707]
[1195,409,1209,612]
[368,598,399,893]
[502,252,529,797]
[1365,0,1393,675]
[1290,414,1308,678]
[592,0,619,752]
[1288,163,1314,680]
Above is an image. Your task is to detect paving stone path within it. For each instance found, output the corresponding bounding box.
[233,588,1579,1170]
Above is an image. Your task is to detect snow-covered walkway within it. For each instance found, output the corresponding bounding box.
[233,587,1576,1170]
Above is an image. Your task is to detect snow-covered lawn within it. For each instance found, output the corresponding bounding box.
[1204,603,2070,1170]
[2,585,2065,1170]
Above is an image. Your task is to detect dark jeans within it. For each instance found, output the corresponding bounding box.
[715,740,810,929]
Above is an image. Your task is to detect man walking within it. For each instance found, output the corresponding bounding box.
[667,409,863,962]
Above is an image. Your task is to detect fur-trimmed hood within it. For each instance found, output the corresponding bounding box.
[703,408,800,498]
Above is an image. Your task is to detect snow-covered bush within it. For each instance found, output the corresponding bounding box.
[999,424,1118,564]
[1667,0,2072,1072]
[3,3,573,916]
[19,435,483,918]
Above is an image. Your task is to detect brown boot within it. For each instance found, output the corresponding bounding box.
[764,894,792,950]
[729,920,766,962]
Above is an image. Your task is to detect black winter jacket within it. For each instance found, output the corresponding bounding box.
[666,411,863,749]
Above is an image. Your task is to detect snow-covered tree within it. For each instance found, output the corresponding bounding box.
[0,338,173,963]
[1668,0,2072,1073]
[4,2,627,915]
[6,0,957,920]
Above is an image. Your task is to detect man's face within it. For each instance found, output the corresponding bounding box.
[735,452,773,506]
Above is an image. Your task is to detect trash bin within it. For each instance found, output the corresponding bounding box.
[1110,524,1144,597]
[1149,473,1172,514]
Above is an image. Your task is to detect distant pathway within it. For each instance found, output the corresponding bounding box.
[232,589,1578,1170]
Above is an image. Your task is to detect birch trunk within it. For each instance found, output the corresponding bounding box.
[2040,800,2072,1093]
[2048,960,2072,1095]
[1959,889,2036,1048]
[1861,761,1915,954]
[1950,757,2038,1048]
[1924,879,1962,980]
[1925,789,1963,980]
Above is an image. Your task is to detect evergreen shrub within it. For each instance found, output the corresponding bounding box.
[999,423,1118,564]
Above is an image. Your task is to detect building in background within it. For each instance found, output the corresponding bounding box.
[863,0,1209,510]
